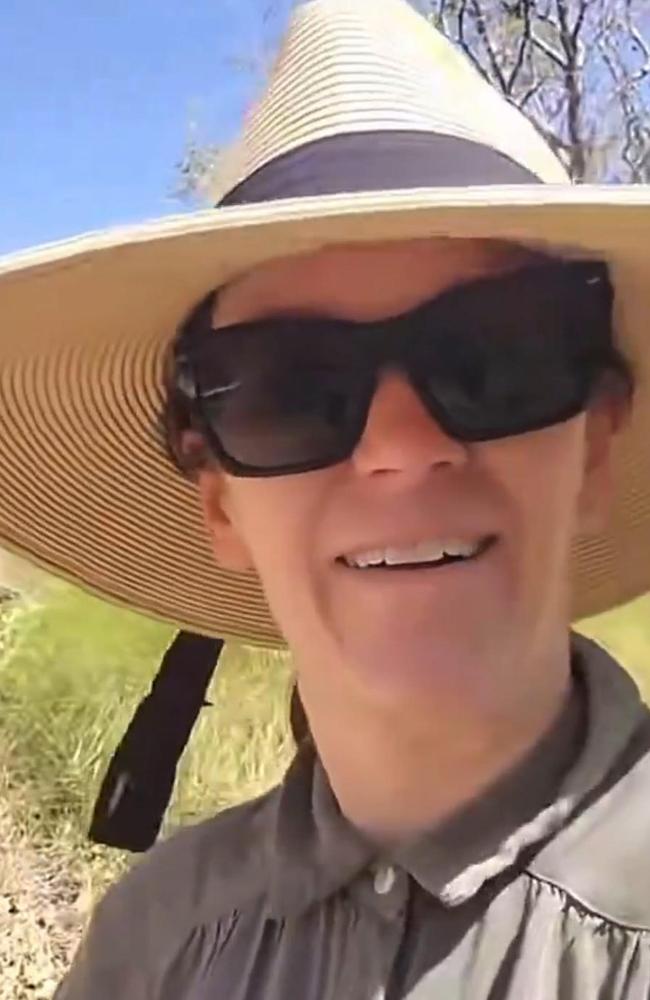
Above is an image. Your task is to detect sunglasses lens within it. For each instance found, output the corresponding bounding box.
[194,325,365,472]
[410,263,606,440]
[414,324,589,441]
[184,263,610,474]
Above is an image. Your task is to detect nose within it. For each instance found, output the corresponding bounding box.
[351,367,468,479]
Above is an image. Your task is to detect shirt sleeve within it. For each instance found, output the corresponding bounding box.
[53,877,155,1000]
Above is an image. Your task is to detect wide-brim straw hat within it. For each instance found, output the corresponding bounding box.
[1,0,650,651]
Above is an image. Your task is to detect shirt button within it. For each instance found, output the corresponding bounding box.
[373,864,396,895]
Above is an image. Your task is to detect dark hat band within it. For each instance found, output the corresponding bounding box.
[218,129,542,207]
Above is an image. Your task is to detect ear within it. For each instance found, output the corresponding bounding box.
[577,393,628,536]
[196,468,255,573]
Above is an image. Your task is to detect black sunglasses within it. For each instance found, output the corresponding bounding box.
[173,260,618,478]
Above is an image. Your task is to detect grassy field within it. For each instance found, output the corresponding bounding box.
[0,565,295,999]
[0,559,649,998]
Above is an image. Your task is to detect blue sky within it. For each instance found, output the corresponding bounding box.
[1,0,292,255]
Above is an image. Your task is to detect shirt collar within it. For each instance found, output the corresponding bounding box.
[265,631,648,918]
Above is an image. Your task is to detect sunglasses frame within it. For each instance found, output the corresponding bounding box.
[173,259,617,478]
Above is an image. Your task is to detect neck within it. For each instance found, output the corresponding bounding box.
[298,635,575,847]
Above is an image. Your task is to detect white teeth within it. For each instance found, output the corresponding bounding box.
[344,538,483,568]
[386,542,444,566]
[354,549,385,568]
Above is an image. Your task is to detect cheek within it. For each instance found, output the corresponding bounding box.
[486,418,587,560]
[230,486,303,564]
[224,475,329,623]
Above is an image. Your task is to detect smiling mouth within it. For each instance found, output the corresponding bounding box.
[336,535,498,571]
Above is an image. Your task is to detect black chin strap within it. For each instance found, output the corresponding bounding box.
[88,631,225,852]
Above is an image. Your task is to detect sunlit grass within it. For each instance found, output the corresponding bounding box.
[0,577,294,903]
[577,593,650,699]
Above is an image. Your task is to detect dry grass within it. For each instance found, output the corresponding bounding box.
[0,567,294,996]
[0,776,87,1000]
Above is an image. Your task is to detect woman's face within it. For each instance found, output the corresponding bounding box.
[194,238,620,719]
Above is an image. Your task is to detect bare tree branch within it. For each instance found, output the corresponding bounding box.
[519,78,544,109]
[553,0,586,178]
[570,0,589,45]
[506,1,532,93]
[430,0,453,29]
[593,0,650,179]
[530,34,567,70]
[626,21,650,82]
[470,0,508,91]
[456,0,491,79]
[530,120,572,154]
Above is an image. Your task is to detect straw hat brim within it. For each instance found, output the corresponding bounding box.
[1,184,649,649]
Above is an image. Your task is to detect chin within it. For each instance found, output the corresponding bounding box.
[345,629,493,706]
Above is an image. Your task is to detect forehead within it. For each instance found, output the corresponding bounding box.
[212,237,551,327]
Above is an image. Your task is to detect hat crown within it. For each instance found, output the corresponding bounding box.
[212,0,569,202]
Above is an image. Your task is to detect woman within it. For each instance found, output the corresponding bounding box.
[1,0,649,997]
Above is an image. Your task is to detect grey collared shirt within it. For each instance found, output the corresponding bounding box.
[56,633,650,999]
